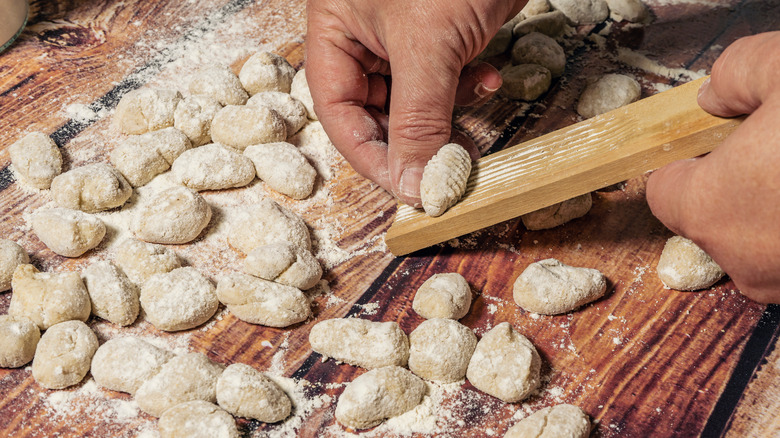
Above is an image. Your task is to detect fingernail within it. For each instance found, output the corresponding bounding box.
[698,77,711,98]
[476,82,500,98]
[399,167,424,204]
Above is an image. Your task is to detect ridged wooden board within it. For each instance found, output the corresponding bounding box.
[1,1,779,437]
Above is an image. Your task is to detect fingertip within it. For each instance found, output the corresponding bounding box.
[646,158,701,236]
[396,166,424,207]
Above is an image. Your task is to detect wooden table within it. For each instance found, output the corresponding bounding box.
[1,1,778,436]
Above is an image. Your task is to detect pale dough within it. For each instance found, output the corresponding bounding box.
[247,91,308,136]
[513,258,607,315]
[505,404,591,438]
[606,0,648,22]
[158,400,239,438]
[9,264,91,330]
[500,64,552,101]
[521,193,592,230]
[239,51,297,95]
[244,142,317,200]
[309,318,409,369]
[216,272,311,327]
[227,198,311,254]
[0,315,40,368]
[480,24,512,58]
[90,336,174,395]
[408,318,477,383]
[0,239,29,292]
[188,64,248,106]
[210,104,287,150]
[114,238,181,285]
[114,88,182,135]
[420,143,472,217]
[577,74,641,119]
[8,132,62,189]
[657,236,725,291]
[511,32,566,78]
[173,94,222,146]
[521,0,551,17]
[51,163,132,213]
[31,208,106,257]
[171,143,256,191]
[140,267,219,331]
[244,241,322,290]
[110,127,192,187]
[513,11,569,38]
[32,320,98,389]
[82,261,140,326]
[216,363,292,423]
[412,272,472,320]
[290,69,317,120]
[549,0,609,25]
[133,186,212,244]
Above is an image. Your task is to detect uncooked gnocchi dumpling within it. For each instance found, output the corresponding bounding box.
[466,322,541,403]
[549,0,609,25]
[133,186,212,244]
[606,0,648,22]
[239,51,297,95]
[216,363,292,423]
[32,320,98,389]
[216,273,310,327]
[513,258,607,315]
[158,400,239,438]
[32,208,106,257]
[189,64,248,106]
[8,132,62,189]
[505,404,591,438]
[309,318,409,369]
[511,32,566,78]
[412,272,472,320]
[247,91,307,136]
[500,64,552,101]
[210,105,287,150]
[9,264,91,330]
[479,24,512,58]
[290,69,317,120]
[577,74,641,119]
[657,236,725,291]
[521,193,592,230]
[110,127,192,187]
[244,241,322,290]
[335,366,426,430]
[0,315,40,368]
[0,239,28,292]
[82,261,140,326]
[513,11,568,38]
[91,336,174,395]
[227,198,311,254]
[114,88,182,135]
[244,142,316,199]
[174,94,222,146]
[114,238,181,285]
[171,143,255,191]
[51,163,132,212]
[420,143,472,217]
[140,267,219,332]
[408,318,477,383]
[521,0,550,17]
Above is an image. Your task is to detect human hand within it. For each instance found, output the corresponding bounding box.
[646,32,780,304]
[305,0,526,206]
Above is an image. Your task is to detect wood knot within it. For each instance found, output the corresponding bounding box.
[31,20,106,49]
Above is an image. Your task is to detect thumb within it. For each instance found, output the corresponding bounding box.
[646,157,706,238]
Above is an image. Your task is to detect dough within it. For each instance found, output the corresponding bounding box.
[420,143,472,217]
[32,208,106,257]
[227,198,311,254]
[290,69,317,120]
[135,352,225,417]
[0,239,29,292]
[158,400,239,438]
[8,132,62,189]
[216,272,310,327]
[521,193,592,230]
[244,241,322,290]
[210,104,287,150]
[216,363,292,422]
[114,88,182,135]
[82,261,140,326]
[309,318,409,369]
[513,258,607,315]
[513,11,569,38]
[606,0,648,22]
[171,143,255,191]
[657,236,725,291]
[505,404,591,438]
[9,264,91,330]
[480,25,512,58]
[500,64,552,101]
[408,318,477,383]
[511,32,566,78]
[90,336,174,395]
[576,74,641,119]
[247,91,307,136]
[173,95,222,146]
[133,186,212,244]
[521,0,551,17]
[51,163,132,213]
[335,366,426,430]
[412,272,472,320]
[140,267,219,331]
[0,315,40,368]
[110,127,192,187]
[32,320,98,389]
[244,142,317,199]
[114,238,181,285]
[466,322,540,403]
[548,0,609,25]
[239,52,297,95]
[188,64,248,106]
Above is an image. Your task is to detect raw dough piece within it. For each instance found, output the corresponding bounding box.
[466,322,541,403]
[210,104,287,150]
[513,11,569,38]
[500,64,552,101]
[173,95,222,146]
[133,186,212,244]
[335,366,426,430]
[412,272,472,320]
[91,336,174,395]
[290,69,317,120]
[216,273,310,327]
[239,52,297,95]
[0,239,28,291]
[420,143,472,217]
[114,238,181,285]
[657,236,725,291]
[110,127,192,187]
[607,0,648,22]
[309,318,409,369]
[32,320,98,389]
[216,363,292,422]
[511,32,566,78]
[32,208,106,257]
[140,267,219,331]
[244,142,316,199]
[51,163,132,212]
[247,91,307,136]
[114,88,182,135]
[158,400,239,438]
[480,25,512,58]
[135,352,225,417]
[227,198,311,254]
[408,318,477,383]
[521,193,592,230]
[244,241,322,290]
[549,0,609,25]
[505,404,591,438]
[8,132,62,189]
[513,258,607,315]
[171,143,255,191]
[82,261,140,326]
[0,315,40,368]
[577,74,641,119]
[521,0,551,17]
[188,64,248,106]
[9,264,91,330]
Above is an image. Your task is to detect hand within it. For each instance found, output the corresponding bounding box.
[647,32,780,304]
[305,0,525,206]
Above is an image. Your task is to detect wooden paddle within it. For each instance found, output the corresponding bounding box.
[385,76,743,256]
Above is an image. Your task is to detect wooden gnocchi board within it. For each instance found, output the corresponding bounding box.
[1,1,779,437]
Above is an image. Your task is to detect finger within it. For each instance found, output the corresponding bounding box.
[454,61,503,107]
[645,157,705,238]
[366,73,388,110]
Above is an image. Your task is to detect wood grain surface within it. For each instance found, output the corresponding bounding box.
[1,0,779,437]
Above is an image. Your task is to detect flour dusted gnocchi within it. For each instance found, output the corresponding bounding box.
[51,163,132,212]
[133,186,212,244]
[227,198,311,254]
[91,337,174,395]
[216,273,310,327]
[412,272,472,320]
[513,258,607,315]
[216,363,292,423]
[521,193,592,230]
[0,239,28,292]
[511,32,566,78]
[171,143,255,191]
[140,267,219,332]
[606,0,648,22]
[115,88,182,135]
[210,104,287,150]
[577,74,641,119]
[239,51,297,95]
[657,236,725,291]
[0,315,40,368]
[189,64,248,106]
[500,64,552,101]
[513,11,568,38]
[244,142,316,199]
[309,318,409,369]
[32,208,106,257]
[290,69,316,120]
[247,91,307,136]
[8,132,62,189]
[110,127,192,187]
[8,264,91,330]
[549,0,609,25]
[114,238,181,285]
[408,318,477,383]
[420,143,472,217]
[82,261,140,326]
[158,401,239,438]
[174,94,222,146]
[505,404,591,438]
[32,320,98,389]
[243,241,322,290]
